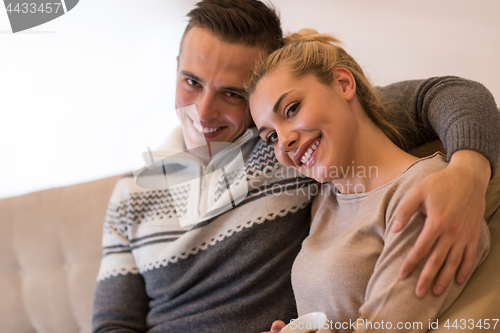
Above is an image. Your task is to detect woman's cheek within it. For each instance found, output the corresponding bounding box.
[276,152,294,168]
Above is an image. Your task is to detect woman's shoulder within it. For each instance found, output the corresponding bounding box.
[394,152,448,189]
[384,152,447,220]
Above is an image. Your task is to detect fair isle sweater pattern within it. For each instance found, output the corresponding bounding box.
[97,138,317,280]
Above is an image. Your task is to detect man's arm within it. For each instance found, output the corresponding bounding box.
[92,275,150,333]
[377,76,500,297]
[92,178,150,333]
[378,76,500,173]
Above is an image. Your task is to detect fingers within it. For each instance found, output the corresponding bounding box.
[456,241,478,284]
[413,233,451,297]
[392,186,424,233]
[270,320,286,333]
[431,243,465,296]
[400,220,439,280]
[404,218,481,297]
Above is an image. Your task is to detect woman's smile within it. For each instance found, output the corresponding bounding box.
[294,136,321,167]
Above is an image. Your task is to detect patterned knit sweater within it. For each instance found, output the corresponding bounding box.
[92,77,500,333]
[92,127,318,332]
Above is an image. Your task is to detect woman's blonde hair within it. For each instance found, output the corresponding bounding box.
[245,28,407,150]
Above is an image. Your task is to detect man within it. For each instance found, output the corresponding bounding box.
[92,1,500,332]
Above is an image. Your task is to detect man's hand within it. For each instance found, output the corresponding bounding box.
[392,150,490,297]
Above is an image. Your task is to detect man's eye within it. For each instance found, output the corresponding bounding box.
[225,91,243,99]
[266,132,278,145]
[285,102,299,119]
[186,78,200,87]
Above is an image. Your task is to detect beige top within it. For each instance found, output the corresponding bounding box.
[292,153,490,332]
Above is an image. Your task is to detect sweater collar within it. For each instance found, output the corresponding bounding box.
[142,126,259,165]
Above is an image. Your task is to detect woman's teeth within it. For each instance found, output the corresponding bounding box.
[300,138,321,165]
[193,122,221,134]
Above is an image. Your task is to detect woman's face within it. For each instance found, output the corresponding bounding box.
[249,68,359,182]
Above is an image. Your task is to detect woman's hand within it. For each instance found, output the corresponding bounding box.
[392,150,490,297]
[261,320,286,333]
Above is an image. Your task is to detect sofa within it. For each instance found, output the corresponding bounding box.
[1,143,499,333]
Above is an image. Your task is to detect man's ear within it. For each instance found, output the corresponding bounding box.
[333,67,356,101]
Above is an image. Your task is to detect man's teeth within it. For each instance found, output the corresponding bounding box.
[193,122,221,134]
[300,139,321,165]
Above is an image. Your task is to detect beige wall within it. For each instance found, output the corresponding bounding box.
[0,0,498,198]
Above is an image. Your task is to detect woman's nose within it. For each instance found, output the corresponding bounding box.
[278,131,298,152]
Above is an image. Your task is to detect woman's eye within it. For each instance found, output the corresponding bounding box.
[266,132,278,145]
[285,102,299,119]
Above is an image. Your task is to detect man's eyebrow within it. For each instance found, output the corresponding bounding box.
[221,86,246,95]
[181,71,203,83]
[273,90,294,113]
[180,71,245,95]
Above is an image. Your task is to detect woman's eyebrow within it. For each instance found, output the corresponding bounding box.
[273,90,294,113]
[257,90,296,136]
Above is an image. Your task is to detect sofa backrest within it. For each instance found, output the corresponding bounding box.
[0,175,122,333]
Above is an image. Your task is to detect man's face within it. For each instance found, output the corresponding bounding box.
[175,27,265,149]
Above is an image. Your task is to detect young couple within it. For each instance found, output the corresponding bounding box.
[92,1,500,332]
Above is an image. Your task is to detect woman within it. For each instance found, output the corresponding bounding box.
[245,30,490,332]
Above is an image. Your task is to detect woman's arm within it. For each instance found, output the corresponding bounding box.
[394,150,490,296]
[355,184,490,333]
[377,77,500,296]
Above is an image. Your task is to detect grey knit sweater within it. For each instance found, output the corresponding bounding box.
[379,76,499,175]
[92,77,500,333]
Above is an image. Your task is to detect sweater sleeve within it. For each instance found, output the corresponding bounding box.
[377,76,500,177]
[92,178,150,333]
[355,169,491,333]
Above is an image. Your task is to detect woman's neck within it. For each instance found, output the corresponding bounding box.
[332,102,419,194]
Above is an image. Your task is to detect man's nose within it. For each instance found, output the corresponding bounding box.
[196,92,219,122]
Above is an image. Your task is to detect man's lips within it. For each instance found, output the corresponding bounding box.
[293,136,322,166]
[191,119,225,134]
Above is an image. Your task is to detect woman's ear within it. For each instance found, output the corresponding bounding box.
[333,68,356,101]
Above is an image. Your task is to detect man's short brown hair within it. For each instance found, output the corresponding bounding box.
[182,0,283,54]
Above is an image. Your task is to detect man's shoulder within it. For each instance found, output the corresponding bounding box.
[108,172,174,206]
[245,139,280,175]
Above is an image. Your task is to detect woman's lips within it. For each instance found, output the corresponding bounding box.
[302,138,321,168]
[293,136,321,167]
